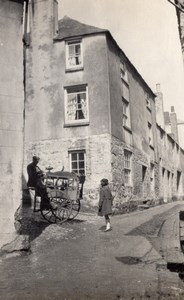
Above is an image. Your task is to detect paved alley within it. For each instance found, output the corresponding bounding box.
[1,202,184,300]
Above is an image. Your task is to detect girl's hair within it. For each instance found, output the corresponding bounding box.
[101,178,109,186]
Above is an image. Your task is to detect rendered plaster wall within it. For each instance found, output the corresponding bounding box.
[56,33,110,139]
[25,0,58,141]
[26,4,110,142]
[106,36,157,155]
[0,0,24,245]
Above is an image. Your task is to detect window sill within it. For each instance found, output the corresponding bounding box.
[123,125,132,133]
[121,78,129,87]
[122,96,130,103]
[64,122,89,128]
[65,66,84,73]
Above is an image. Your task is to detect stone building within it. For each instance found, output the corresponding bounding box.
[155,84,184,203]
[25,0,184,209]
[0,0,24,245]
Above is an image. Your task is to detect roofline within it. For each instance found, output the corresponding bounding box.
[53,30,107,43]
[54,28,156,98]
[106,31,156,98]
[156,122,184,151]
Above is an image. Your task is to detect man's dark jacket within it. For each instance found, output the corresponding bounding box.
[27,162,42,187]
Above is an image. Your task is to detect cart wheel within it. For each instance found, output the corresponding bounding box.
[40,207,60,224]
[69,199,81,220]
[51,196,72,223]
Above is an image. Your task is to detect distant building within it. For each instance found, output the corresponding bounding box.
[25,0,184,209]
[0,0,24,244]
[155,84,184,202]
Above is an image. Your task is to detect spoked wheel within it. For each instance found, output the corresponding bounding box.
[40,206,59,224]
[51,196,72,224]
[40,197,72,224]
[69,199,81,220]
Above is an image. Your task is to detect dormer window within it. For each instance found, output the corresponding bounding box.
[66,40,83,70]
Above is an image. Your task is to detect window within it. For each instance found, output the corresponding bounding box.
[66,40,83,69]
[65,85,89,124]
[124,150,132,185]
[69,151,86,176]
[120,62,128,83]
[148,122,153,147]
[142,166,147,182]
[120,61,130,112]
[150,163,155,191]
[122,82,130,101]
[122,99,131,128]
[145,92,151,110]
[177,171,181,191]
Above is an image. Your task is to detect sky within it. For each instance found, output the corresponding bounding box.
[58,0,184,120]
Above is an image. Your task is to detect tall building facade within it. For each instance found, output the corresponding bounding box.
[25,0,184,209]
[0,0,24,245]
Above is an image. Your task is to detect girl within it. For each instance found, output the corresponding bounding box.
[98,178,113,232]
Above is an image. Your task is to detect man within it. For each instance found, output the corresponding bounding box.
[27,156,42,188]
[27,156,56,210]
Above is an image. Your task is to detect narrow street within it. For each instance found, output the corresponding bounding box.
[1,202,184,300]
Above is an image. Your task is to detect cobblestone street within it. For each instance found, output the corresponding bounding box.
[1,202,184,299]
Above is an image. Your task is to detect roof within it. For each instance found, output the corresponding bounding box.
[57,16,107,40]
[55,16,155,98]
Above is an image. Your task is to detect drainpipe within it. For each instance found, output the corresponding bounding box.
[22,0,29,188]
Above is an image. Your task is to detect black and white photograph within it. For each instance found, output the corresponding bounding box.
[1,0,184,299]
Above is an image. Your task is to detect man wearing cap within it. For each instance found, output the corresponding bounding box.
[27,156,42,188]
[27,156,56,210]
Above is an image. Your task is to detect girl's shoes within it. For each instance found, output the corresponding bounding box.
[104,222,111,232]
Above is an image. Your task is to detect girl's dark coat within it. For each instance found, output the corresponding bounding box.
[98,185,113,216]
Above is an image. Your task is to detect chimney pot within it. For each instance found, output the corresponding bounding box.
[171,106,175,113]
[156,83,161,92]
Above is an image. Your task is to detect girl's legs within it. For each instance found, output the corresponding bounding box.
[104,214,111,231]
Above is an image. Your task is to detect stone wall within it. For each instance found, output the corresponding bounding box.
[111,136,159,210]
[157,125,184,202]
[24,133,112,207]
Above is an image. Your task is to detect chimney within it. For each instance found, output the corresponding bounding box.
[170,106,179,143]
[26,0,59,141]
[155,83,165,129]
[171,106,175,113]
[156,83,161,93]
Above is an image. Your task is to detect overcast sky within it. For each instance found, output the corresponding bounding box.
[58,0,184,120]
